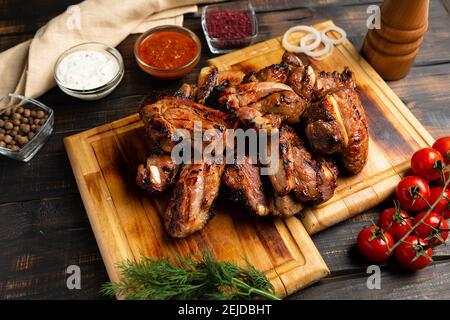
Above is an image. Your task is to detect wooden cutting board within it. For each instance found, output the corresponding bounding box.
[64,20,434,298]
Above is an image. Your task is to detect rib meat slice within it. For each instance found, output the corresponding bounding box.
[218,82,294,111]
[267,125,297,196]
[164,162,224,238]
[243,63,290,83]
[136,154,180,193]
[269,125,338,203]
[222,156,270,216]
[303,87,369,174]
[283,52,355,101]
[174,83,198,100]
[269,192,303,218]
[196,66,245,105]
[246,90,307,124]
[139,97,230,153]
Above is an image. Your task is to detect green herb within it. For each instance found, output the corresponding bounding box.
[101,251,280,300]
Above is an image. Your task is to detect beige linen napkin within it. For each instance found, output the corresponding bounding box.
[133,5,199,33]
[0,0,217,99]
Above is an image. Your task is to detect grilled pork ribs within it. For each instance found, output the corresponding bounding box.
[137,51,369,238]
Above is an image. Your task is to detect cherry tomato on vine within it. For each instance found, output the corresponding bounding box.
[411,148,444,182]
[357,226,394,262]
[395,176,431,211]
[395,236,432,270]
[413,211,449,246]
[438,170,450,188]
[429,187,450,219]
[433,137,450,165]
[379,204,413,241]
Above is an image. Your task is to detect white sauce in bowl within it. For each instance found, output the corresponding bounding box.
[56,50,119,90]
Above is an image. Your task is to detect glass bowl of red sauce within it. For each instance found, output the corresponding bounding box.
[134,25,201,79]
[201,1,258,54]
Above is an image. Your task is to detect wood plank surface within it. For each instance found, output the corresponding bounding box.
[0,0,449,300]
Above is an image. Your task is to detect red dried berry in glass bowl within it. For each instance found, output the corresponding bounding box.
[201,1,258,54]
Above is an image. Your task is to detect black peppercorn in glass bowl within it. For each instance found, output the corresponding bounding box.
[0,93,54,162]
[201,1,258,54]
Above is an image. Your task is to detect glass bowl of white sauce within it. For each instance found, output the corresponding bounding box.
[54,42,124,100]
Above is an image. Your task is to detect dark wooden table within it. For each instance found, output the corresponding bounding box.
[0,0,449,300]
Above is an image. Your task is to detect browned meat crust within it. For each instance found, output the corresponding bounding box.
[136,154,180,193]
[283,52,355,101]
[197,66,218,105]
[174,83,198,100]
[247,90,307,124]
[282,52,304,68]
[139,97,230,153]
[271,126,338,203]
[164,162,224,238]
[243,63,290,83]
[222,157,270,216]
[196,66,245,106]
[218,82,294,111]
[269,192,303,218]
[304,88,369,174]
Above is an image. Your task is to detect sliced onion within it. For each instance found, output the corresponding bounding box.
[282,26,321,53]
[309,46,334,61]
[321,25,347,45]
[300,33,332,57]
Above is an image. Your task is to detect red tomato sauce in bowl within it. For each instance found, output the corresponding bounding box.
[134,26,201,79]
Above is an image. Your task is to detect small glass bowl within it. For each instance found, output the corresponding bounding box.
[54,42,124,100]
[134,25,201,79]
[0,93,54,162]
[201,1,258,54]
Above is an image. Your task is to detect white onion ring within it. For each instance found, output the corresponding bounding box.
[282,26,321,53]
[309,46,334,61]
[300,33,332,58]
[321,25,347,45]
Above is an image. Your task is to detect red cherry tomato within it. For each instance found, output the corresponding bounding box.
[379,204,413,241]
[395,236,432,270]
[395,176,431,211]
[357,226,394,262]
[433,137,450,165]
[429,187,450,219]
[411,148,444,182]
[413,211,449,245]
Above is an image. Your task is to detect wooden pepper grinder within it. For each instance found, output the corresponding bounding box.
[361,0,429,80]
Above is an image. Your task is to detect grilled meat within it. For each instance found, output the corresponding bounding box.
[136,154,180,193]
[197,66,218,104]
[222,157,270,216]
[243,63,290,83]
[283,52,355,101]
[174,83,198,100]
[164,162,224,238]
[267,125,297,196]
[237,107,283,131]
[136,51,368,238]
[218,82,294,111]
[197,66,245,105]
[282,51,304,68]
[269,192,303,218]
[316,156,339,203]
[216,70,246,87]
[304,87,369,174]
[247,90,307,124]
[270,126,338,203]
[218,78,306,129]
[139,97,230,153]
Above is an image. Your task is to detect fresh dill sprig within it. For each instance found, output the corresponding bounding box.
[100,251,280,300]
